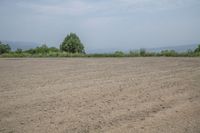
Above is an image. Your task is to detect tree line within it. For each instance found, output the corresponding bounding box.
[0,33,200,57]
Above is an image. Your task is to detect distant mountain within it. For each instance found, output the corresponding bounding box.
[1,41,38,51]
[87,44,199,53]
[147,44,199,52]
[86,48,125,54]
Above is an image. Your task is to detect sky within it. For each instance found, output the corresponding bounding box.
[0,0,200,52]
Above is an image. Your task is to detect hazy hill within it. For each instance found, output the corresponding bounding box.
[87,44,199,53]
[148,44,198,52]
[1,41,38,51]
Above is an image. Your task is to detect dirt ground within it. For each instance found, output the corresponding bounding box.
[0,57,200,133]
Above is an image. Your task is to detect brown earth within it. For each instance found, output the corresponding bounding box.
[0,57,200,133]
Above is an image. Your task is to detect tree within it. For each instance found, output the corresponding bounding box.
[35,44,49,54]
[60,33,85,53]
[0,42,11,54]
[49,47,59,52]
[140,48,146,56]
[194,44,200,53]
[16,48,23,54]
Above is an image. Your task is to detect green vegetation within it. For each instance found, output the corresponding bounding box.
[194,45,200,53]
[0,41,11,54]
[0,47,200,58]
[60,33,85,54]
[160,50,177,57]
[24,44,59,55]
[1,44,200,58]
[0,34,200,57]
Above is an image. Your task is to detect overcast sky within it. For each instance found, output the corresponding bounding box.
[0,0,200,52]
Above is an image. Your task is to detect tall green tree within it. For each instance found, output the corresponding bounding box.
[0,41,11,54]
[60,33,85,53]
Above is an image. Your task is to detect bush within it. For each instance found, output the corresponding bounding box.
[139,49,146,56]
[1,40,200,57]
[0,42,11,54]
[46,52,58,57]
[1,52,31,57]
[194,44,200,53]
[24,45,60,55]
[16,48,23,54]
[114,51,125,57]
[49,47,59,52]
[25,48,36,54]
[35,44,49,54]
[145,52,157,56]
[129,50,140,57]
[160,50,177,57]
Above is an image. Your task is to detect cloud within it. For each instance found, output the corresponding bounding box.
[15,0,200,17]
[16,0,95,16]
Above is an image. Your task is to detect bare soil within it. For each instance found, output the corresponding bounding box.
[0,57,200,133]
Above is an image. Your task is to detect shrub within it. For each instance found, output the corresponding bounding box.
[49,47,59,52]
[35,44,49,54]
[16,48,23,54]
[0,42,11,54]
[194,44,200,53]
[129,50,140,57]
[161,50,177,57]
[139,49,146,56]
[114,51,125,57]
[25,48,36,54]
